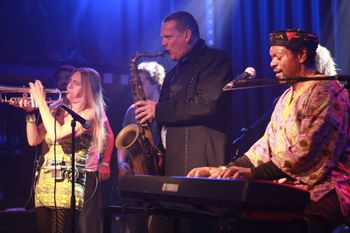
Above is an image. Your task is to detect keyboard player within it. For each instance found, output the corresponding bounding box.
[188,29,350,233]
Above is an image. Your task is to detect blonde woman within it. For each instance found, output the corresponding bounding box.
[23,68,106,233]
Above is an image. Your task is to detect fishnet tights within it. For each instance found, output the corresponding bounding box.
[36,207,74,233]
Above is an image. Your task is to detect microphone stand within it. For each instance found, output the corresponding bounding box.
[231,97,278,160]
[57,104,90,233]
[70,119,76,233]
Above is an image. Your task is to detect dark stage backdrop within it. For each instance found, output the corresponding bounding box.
[0,0,349,210]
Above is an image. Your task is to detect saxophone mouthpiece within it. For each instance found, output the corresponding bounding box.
[159,50,167,56]
[132,50,167,60]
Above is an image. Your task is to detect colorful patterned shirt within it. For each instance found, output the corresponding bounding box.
[245,80,350,220]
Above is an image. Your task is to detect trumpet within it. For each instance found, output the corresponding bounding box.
[0,85,67,107]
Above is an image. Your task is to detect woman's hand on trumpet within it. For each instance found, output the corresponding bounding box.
[9,80,47,113]
[8,97,33,112]
[10,80,47,112]
[1,84,64,110]
[29,80,46,107]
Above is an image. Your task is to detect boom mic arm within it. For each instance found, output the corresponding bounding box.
[58,105,91,129]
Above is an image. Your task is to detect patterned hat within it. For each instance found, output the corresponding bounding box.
[270,29,319,53]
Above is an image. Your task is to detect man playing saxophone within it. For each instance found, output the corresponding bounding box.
[134,11,233,233]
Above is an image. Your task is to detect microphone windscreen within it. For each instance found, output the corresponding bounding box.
[244,67,256,79]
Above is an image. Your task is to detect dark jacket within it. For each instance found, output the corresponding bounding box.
[156,39,233,176]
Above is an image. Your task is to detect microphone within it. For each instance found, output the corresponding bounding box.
[223,67,256,90]
[58,105,91,129]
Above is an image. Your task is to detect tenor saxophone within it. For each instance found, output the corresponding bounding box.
[115,51,165,175]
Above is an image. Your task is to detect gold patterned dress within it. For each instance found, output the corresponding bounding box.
[34,133,93,210]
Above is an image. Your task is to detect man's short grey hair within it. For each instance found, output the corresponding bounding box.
[138,61,165,88]
[163,11,200,39]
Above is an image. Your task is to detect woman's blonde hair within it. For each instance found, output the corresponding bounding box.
[73,67,106,153]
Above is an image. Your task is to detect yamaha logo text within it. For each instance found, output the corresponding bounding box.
[161,183,179,192]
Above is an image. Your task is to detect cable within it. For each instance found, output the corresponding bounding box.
[24,112,41,209]
[54,109,59,233]
[83,171,99,204]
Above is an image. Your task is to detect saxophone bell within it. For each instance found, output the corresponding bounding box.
[115,123,160,175]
